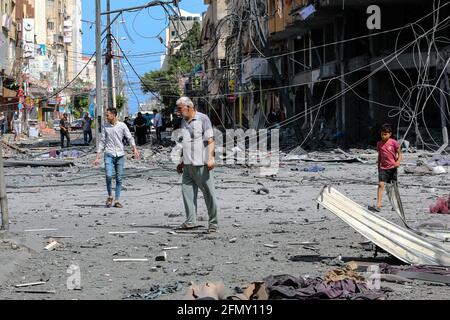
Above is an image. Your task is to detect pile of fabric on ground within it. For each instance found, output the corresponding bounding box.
[430,195,450,214]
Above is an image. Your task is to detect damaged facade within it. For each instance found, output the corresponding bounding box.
[0,0,87,135]
[200,0,450,150]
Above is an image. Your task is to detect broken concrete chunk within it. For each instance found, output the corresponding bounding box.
[15,281,46,288]
[45,241,60,251]
[155,251,167,262]
[113,258,148,262]
[263,244,278,248]
[229,238,237,243]
[254,187,269,195]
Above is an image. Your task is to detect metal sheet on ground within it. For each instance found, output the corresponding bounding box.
[317,186,450,266]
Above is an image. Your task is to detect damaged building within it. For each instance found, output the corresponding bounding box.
[200,0,450,150]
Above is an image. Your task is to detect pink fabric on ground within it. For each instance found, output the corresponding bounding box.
[429,195,450,214]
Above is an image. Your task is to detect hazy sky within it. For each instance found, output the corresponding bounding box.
[82,0,207,114]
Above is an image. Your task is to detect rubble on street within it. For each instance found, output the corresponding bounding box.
[1,133,450,300]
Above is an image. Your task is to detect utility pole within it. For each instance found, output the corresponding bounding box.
[0,142,9,231]
[115,21,122,117]
[95,0,102,150]
[106,0,114,109]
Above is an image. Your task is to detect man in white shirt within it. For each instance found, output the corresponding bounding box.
[152,109,163,144]
[93,107,140,208]
[12,111,22,142]
[175,97,218,233]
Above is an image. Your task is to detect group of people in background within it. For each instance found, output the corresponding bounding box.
[133,109,164,146]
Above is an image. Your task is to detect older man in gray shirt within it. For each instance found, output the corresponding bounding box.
[175,97,218,233]
[94,107,140,208]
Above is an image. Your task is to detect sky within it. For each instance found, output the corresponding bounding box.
[82,0,207,114]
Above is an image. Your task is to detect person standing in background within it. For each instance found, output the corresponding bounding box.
[153,109,163,144]
[0,112,5,136]
[82,113,93,145]
[59,113,71,148]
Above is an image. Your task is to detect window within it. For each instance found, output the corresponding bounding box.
[47,21,54,30]
[171,31,177,37]
[48,0,55,6]
[187,16,193,21]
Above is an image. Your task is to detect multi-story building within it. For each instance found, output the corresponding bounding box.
[200,0,229,127]
[79,55,95,87]
[66,0,82,82]
[160,9,202,70]
[210,0,449,149]
[46,0,68,92]
[0,0,17,77]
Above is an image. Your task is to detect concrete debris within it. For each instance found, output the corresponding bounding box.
[113,258,149,262]
[44,240,60,251]
[253,187,270,195]
[15,289,56,294]
[127,283,182,300]
[24,228,58,232]
[3,160,74,167]
[321,255,345,267]
[155,252,167,261]
[15,281,46,288]
[108,231,138,235]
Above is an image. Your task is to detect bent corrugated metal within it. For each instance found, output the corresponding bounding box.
[317,186,450,266]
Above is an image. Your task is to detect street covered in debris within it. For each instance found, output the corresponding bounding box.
[1,0,450,304]
[1,131,450,300]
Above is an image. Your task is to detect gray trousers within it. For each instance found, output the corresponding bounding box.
[182,164,218,227]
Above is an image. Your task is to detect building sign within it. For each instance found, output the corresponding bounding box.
[23,19,35,58]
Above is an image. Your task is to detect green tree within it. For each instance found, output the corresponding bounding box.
[141,21,202,109]
[73,96,89,118]
[116,94,125,111]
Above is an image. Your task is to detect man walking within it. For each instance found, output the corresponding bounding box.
[82,112,93,145]
[175,97,218,233]
[12,111,22,142]
[59,113,71,148]
[93,107,139,208]
[153,109,163,144]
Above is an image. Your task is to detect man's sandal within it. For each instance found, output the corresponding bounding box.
[207,226,218,234]
[177,222,196,230]
[114,202,123,208]
[106,197,113,208]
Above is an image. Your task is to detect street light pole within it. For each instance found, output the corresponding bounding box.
[95,0,103,150]
[0,142,9,231]
[106,0,114,110]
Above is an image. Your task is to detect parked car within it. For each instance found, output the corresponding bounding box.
[53,119,61,131]
[71,119,84,130]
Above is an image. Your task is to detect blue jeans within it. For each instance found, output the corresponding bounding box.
[104,154,125,200]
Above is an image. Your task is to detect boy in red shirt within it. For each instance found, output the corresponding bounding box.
[370,123,403,212]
